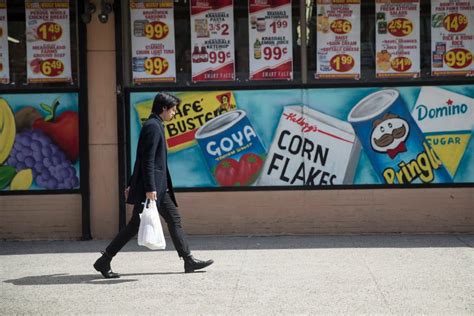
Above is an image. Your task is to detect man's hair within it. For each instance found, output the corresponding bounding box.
[151,92,180,115]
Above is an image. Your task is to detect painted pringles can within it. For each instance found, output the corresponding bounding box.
[195,110,266,187]
[347,89,452,184]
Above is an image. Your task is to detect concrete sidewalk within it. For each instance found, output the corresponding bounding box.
[1,235,473,315]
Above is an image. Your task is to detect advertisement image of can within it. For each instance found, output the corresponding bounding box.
[347,89,452,184]
[195,110,266,187]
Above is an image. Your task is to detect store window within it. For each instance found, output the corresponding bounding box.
[0,0,83,193]
[123,0,473,190]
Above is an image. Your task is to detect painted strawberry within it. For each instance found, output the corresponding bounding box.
[214,158,239,186]
[32,97,79,162]
[238,153,264,185]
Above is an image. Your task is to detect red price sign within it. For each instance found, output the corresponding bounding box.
[388,18,413,37]
[270,20,289,34]
[145,21,169,40]
[330,19,352,35]
[37,22,63,42]
[443,13,468,33]
[330,54,354,72]
[145,57,169,75]
[40,59,64,77]
[444,48,473,69]
[209,23,229,36]
[263,46,288,61]
[209,51,231,64]
[391,56,412,72]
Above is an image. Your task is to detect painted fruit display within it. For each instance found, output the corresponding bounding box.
[0,98,16,164]
[10,169,33,190]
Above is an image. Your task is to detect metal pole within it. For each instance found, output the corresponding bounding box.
[300,0,308,84]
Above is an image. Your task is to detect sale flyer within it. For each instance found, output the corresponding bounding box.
[0,0,9,84]
[130,0,176,83]
[431,0,474,77]
[190,0,235,82]
[375,0,420,78]
[25,0,72,83]
[315,0,361,80]
[248,0,293,80]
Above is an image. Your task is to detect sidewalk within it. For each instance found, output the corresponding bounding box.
[1,235,473,315]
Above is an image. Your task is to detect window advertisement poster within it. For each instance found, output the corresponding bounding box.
[248,0,293,80]
[0,0,9,84]
[190,0,235,82]
[0,93,80,191]
[129,85,474,188]
[130,0,176,83]
[315,0,361,80]
[25,0,72,83]
[375,0,420,78]
[431,0,474,77]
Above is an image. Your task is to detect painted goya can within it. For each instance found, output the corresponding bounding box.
[347,89,452,184]
[195,110,266,187]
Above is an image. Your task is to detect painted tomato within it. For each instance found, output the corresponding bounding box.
[214,158,239,186]
[238,153,264,186]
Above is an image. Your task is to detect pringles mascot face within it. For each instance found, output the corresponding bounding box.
[370,113,410,159]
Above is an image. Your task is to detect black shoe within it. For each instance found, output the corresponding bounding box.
[93,251,120,279]
[184,255,214,273]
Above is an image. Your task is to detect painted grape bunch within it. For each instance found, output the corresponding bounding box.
[6,130,79,190]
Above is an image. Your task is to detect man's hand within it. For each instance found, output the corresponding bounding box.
[146,191,157,201]
[124,186,130,199]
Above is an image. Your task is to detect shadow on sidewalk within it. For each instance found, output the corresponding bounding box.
[0,235,472,255]
[3,271,191,286]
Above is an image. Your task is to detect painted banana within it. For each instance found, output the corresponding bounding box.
[0,98,16,164]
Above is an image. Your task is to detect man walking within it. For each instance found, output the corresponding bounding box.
[93,92,213,278]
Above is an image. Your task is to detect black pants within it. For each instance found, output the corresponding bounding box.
[106,193,191,258]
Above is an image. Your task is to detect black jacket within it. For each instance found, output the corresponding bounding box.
[127,113,177,206]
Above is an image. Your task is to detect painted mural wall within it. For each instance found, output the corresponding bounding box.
[130,85,474,188]
[0,93,80,191]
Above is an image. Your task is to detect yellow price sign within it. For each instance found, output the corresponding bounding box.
[40,59,64,77]
[145,56,169,76]
[391,57,412,72]
[330,54,355,72]
[37,22,63,42]
[444,48,473,69]
[388,18,413,37]
[145,21,169,40]
[330,19,352,34]
[443,13,468,33]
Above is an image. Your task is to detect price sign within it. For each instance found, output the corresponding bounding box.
[444,48,473,69]
[249,0,293,80]
[330,19,352,35]
[431,0,473,76]
[375,0,420,78]
[145,21,169,40]
[0,0,9,84]
[25,0,72,83]
[40,59,64,77]
[145,56,169,75]
[330,54,355,72]
[388,18,413,37]
[443,13,468,33]
[315,0,361,80]
[391,56,412,72]
[191,0,235,82]
[37,22,63,42]
[130,0,176,82]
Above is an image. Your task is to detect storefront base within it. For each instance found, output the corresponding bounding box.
[1,188,472,240]
[0,195,82,240]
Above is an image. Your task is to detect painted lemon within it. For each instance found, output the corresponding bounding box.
[0,98,16,164]
[10,168,33,190]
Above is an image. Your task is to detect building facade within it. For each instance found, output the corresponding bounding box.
[0,0,473,240]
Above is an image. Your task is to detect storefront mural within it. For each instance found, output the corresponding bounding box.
[0,93,80,191]
[130,85,473,188]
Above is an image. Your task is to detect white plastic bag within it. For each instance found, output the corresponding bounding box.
[137,199,166,250]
